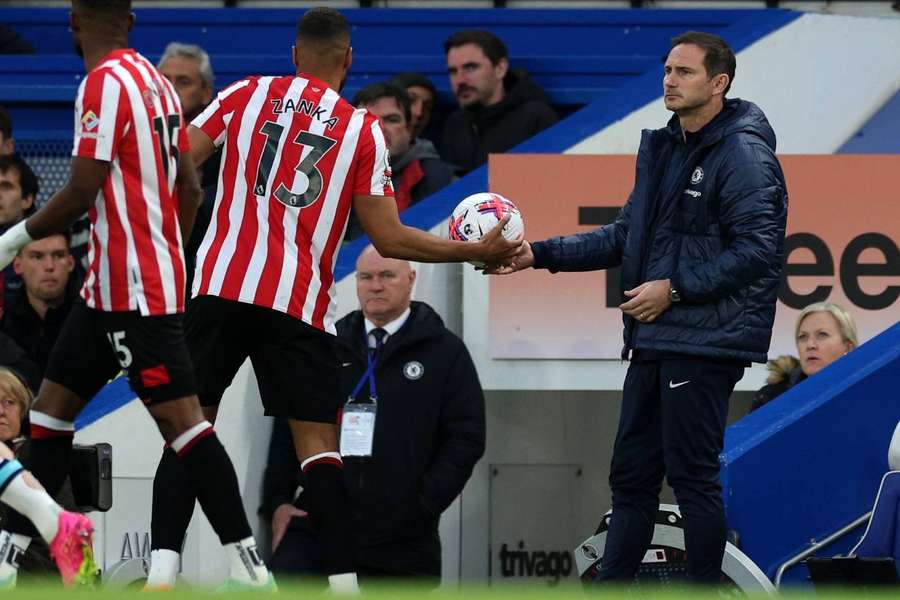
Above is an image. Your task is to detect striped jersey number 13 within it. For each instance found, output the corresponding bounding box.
[253,120,337,208]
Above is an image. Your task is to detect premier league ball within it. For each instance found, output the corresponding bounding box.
[448,193,524,266]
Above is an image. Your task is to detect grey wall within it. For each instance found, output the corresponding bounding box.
[452,389,755,583]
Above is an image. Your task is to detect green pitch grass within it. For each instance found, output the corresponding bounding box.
[7,578,899,600]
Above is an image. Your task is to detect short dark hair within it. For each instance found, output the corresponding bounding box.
[444,30,508,65]
[671,31,736,95]
[390,72,437,100]
[72,0,132,16]
[0,105,11,142]
[21,230,72,252]
[352,83,411,124]
[296,7,350,48]
[0,154,38,201]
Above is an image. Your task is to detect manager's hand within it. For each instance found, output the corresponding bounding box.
[473,216,523,266]
[482,241,534,275]
[619,279,671,322]
[271,503,308,553]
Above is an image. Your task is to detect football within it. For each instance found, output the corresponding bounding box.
[448,193,524,266]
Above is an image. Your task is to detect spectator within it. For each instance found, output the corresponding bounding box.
[158,42,214,123]
[1,234,78,392]
[0,368,77,576]
[751,302,858,411]
[263,246,485,585]
[352,83,454,223]
[157,42,219,296]
[0,156,34,226]
[440,30,557,174]
[0,106,14,156]
[0,26,35,55]
[0,155,38,314]
[0,368,29,449]
[390,72,437,141]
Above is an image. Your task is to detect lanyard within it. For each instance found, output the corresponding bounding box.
[349,332,380,402]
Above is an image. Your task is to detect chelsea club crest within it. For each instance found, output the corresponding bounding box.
[403,361,424,380]
[690,166,704,185]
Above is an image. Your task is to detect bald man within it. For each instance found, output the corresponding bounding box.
[262,246,485,584]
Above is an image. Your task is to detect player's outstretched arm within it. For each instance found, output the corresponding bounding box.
[0,157,108,269]
[174,146,203,241]
[188,125,217,168]
[353,194,522,264]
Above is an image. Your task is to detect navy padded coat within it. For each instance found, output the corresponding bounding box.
[531,99,788,363]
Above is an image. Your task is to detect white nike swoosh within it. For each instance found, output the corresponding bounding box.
[669,380,691,389]
[342,362,352,367]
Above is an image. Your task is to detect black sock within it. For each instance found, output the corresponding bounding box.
[5,435,73,537]
[176,432,251,545]
[304,461,356,575]
[151,447,196,552]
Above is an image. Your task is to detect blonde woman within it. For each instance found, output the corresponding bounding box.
[0,367,94,586]
[0,369,31,449]
[751,302,858,411]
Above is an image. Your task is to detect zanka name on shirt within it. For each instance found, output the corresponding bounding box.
[271,98,339,131]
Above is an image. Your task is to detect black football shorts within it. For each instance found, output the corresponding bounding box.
[185,295,341,423]
[45,300,197,405]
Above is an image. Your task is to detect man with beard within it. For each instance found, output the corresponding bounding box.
[440,30,557,175]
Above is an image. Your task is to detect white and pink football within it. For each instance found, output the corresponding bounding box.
[448,192,524,260]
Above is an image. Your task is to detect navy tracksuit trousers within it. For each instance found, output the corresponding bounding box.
[597,356,745,583]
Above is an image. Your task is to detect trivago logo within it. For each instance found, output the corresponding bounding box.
[498,540,573,583]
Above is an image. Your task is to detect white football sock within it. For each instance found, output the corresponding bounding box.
[0,531,30,581]
[224,537,269,585]
[0,473,61,543]
[328,572,360,594]
[146,548,180,588]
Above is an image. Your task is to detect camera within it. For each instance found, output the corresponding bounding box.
[70,443,112,512]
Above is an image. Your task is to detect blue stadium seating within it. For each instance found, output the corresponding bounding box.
[0,7,799,273]
[0,7,797,134]
[721,322,900,584]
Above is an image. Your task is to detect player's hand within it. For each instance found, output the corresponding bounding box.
[482,241,534,275]
[473,216,523,264]
[0,221,33,271]
[271,503,308,552]
[619,279,671,323]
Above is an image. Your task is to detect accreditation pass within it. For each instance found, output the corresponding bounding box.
[340,402,376,457]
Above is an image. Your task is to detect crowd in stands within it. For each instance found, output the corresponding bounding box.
[0,13,895,590]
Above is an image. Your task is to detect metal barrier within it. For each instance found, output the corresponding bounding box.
[772,511,872,588]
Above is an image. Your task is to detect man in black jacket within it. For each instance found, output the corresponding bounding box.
[440,30,557,175]
[262,246,485,584]
[489,32,787,584]
[2,234,78,392]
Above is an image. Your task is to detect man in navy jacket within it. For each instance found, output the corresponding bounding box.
[490,31,787,583]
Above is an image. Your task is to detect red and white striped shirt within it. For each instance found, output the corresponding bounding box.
[73,49,189,316]
[192,73,393,334]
